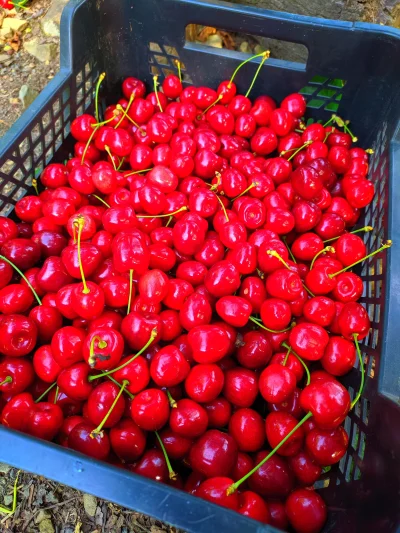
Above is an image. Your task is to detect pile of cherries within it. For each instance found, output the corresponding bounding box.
[0,52,389,533]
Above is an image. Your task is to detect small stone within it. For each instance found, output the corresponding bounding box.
[41,19,59,37]
[254,44,266,55]
[40,0,68,36]
[24,39,57,62]
[205,33,223,48]
[0,463,11,474]
[83,493,97,517]
[39,518,55,533]
[239,41,252,54]
[19,84,39,108]
[35,510,51,525]
[2,18,28,35]
[3,494,12,506]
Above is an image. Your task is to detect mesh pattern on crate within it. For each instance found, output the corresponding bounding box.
[148,42,192,83]
[0,60,98,217]
[300,75,346,114]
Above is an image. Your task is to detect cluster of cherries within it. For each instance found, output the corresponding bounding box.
[0,51,389,533]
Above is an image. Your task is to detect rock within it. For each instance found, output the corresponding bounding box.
[239,41,252,54]
[41,0,69,36]
[39,518,55,533]
[24,39,57,62]
[2,18,28,36]
[35,510,51,525]
[83,493,97,517]
[0,463,11,474]
[3,494,12,506]
[254,44,266,55]
[205,34,223,48]
[19,84,39,108]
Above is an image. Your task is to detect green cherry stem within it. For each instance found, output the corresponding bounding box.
[266,249,315,298]
[329,240,392,278]
[249,315,293,334]
[166,389,177,408]
[95,72,106,123]
[228,50,268,87]
[0,471,20,515]
[73,216,90,294]
[310,246,335,270]
[107,375,134,399]
[232,181,259,202]
[104,145,117,171]
[282,236,297,264]
[81,125,99,164]
[127,269,134,315]
[215,194,229,222]
[155,431,177,480]
[35,382,57,403]
[351,334,365,409]
[197,94,223,120]
[153,75,163,112]
[137,206,188,219]
[0,376,12,387]
[90,380,129,437]
[174,59,182,82]
[282,345,291,366]
[115,94,135,129]
[245,51,270,98]
[0,254,42,305]
[92,194,111,208]
[53,386,59,404]
[226,411,313,495]
[88,336,108,367]
[284,140,312,161]
[88,328,158,382]
[282,342,311,386]
[322,226,373,244]
[32,178,39,196]
[117,157,125,171]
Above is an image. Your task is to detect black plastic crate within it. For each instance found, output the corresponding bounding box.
[0,0,400,531]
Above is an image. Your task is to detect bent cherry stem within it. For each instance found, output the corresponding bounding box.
[138,206,188,219]
[310,246,335,270]
[232,181,259,202]
[0,376,12,387]
[90,380,129,437]
[249,315,294,334]
[282,345,291,366]
[0,254,42,306]
[115,94,135,129]
[81,124,99,164]
[35,382,57,403]
[282,140,312,160]
[88,328,158,382]
[322,226,373,244]
[155,431,177,480]
[74,215,90,294]
[329,240,392,278]
[228,50,269,88]
[153,75,163,112]
[107,375,134,399]
[88,336,108,367]
[226,411,313,495]
[245,51,270,98]
[104,145,117,171]
[0,471,20,516]
[166,390,177,408]
[282,342,311,386]
[197,94,223,120]
[92,194,111,209]
[351,334,365,409]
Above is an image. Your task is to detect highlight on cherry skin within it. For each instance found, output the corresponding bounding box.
[0,56,390,533]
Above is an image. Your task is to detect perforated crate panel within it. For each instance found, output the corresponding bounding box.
[0,59,99,217]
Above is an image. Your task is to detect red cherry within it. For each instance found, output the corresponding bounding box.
[69,421,110,460]
[185,363,224,403]
[203,397,231,428]
[289,323,329,361]
[248,451,294,498]
[131,388,169,431]
[265,412,304,456]
[236,330,272,369]
[259,363,296,403]
[229,408,264,452]
[223,368,258,408]
[300,379,351,429]
[306,425,349,466]
[266,269,303,301]
[338,302,370,340]
[150,345,190,387]
[189,429,237,478]
[87,381,125,428]
[321,336,356,376]
[285,489,327,533]
[0,314,37,357]
[196,477,239,510]
[27,402,64,441]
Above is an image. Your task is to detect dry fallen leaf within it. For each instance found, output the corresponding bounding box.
[197,26,217,42]
[218,30,236,50]
[6,30,21,52]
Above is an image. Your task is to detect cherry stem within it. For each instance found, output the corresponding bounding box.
[0,376,12,387]
[198,94,223,119]
[232,181,258,201]
[323,116,335,128]
[120,112,146,135]
[74,216,90,294]
[282,236,297,264]
[215,193,229,222]
[124,168,153,177]
[310,246,335,270]
[90,380,128,437]
[165,215,173,228]
[107,375,134,399]
[127,269,134,315]
[92,194,111,208]
[81,125,99,164]
[0,254,42,306]
[104,146,117,171]
[330,240,392,278]
[117,157,125,171]
[284,140,312,161]
[32,178,39,196]
[137,206,188,219]
[282,342,311,385]
[249,315,293,334]
[95,72,106,123]
[322,226,373,244]
[229,50,268,86]
[91,115,117,128]
[245,51,270,98]
[226,411,313,494]
[282,345,291,366]
[0,470,20,515]
[266,249,315,297]
[351,333,365,409]
[155,431,177,480]
[53,386,59,404]
[35,382,57,403]
[153,75,163,112]
[115,94,135,129]
[166,390,177,408]
[174,59,182,82]
[88,328,158,382]
[343,122,358,143]
[366,149,374,155]
[88,336,108,367]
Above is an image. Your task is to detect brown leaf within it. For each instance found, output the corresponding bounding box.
[185,24,197,42]
[6,30,21,52]
[218,30,235,50]
[197,26,217,42]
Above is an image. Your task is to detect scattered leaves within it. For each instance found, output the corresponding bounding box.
[197,26,217,42]
[218,30,235,50]
[6,30,21,52]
